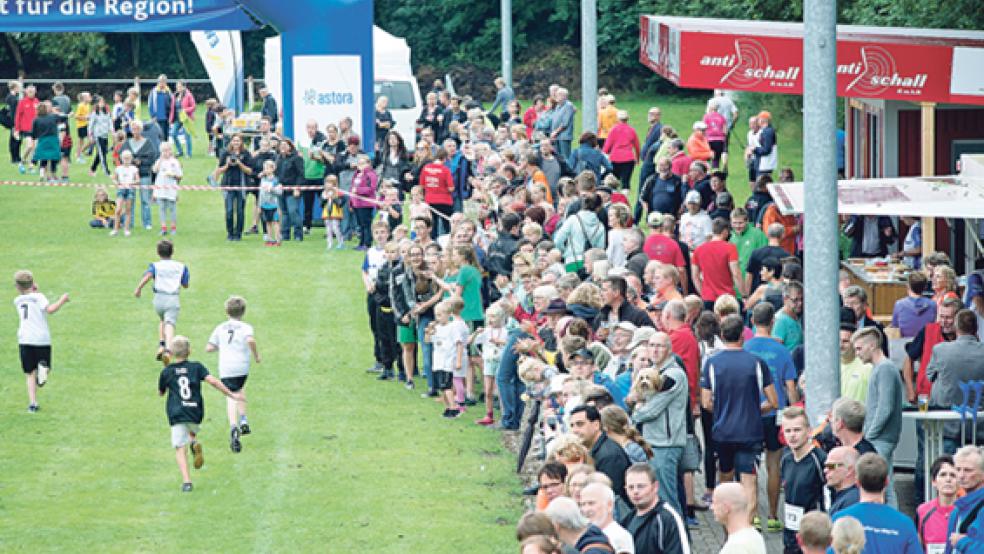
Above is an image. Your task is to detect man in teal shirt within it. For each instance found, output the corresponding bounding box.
[772,280,804,352]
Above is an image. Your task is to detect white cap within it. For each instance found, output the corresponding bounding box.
[685,190,702,204]
[693,120,707,130]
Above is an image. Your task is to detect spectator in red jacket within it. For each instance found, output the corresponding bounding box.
[14,84,40,173]
[601,110,640,192]
[419,147,454,238]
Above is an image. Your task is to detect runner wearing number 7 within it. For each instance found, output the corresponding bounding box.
[13,270,69,413]
[205,296,261,453]
[158,335,243,493]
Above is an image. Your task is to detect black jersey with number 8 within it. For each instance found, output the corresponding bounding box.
[158,361,210,425]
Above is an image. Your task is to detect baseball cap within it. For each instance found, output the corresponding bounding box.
[693,121,707,130]
[614,321,637,334]
[571,348,593,360]
[685,190,702,204]
[647,211,663,228]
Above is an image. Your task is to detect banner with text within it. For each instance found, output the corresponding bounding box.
[0,0,257,31]
[191,30,243,111]
[292,55,362,148]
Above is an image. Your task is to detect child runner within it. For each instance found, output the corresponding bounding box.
[258,159,282,246]
[916,455,958,553]
[322,175,345,249]
[363,221,391,374]
[152,142,183,236]
[111,149,138,236]
[427,299,470,418]
[13,270,69,412]
[158,335,241,492]
[206,296,261,453]
[134,240,190,364]
[471,304,508,426]
[780,406,827,549]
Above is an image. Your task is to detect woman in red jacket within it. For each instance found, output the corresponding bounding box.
[523,95,545,140]
[14,84,40,173]
[418,147,454,238]
[601,110,640,192]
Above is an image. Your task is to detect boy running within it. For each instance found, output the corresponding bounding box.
[134,240,189,365]
[206,296,261,453]
[13,270,69,412]
[158,336,241,492]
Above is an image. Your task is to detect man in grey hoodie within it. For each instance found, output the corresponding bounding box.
[854,326,903,508]
[927,309,984,453]
[630,331,687,514]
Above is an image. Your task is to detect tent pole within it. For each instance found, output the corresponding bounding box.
[501,0,512,88]
[803,0,840,426]
[581,0,597,134]
[921,102,937,259]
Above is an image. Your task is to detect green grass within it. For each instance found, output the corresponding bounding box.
[0,118,521,552]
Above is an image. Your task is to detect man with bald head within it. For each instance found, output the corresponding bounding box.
[825,446,860,515]
[579,482,635,554]
[713,482,766,553]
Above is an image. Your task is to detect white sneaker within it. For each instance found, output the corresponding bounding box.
[109,229,118,236]
[144,225,152,231]
[37,362,49,387]
[263,234,270,242]
[124,229,131,237]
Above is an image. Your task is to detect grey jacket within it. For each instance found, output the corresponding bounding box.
[631,359,688,448]
[551,100,576,141]
[927,335,984,439]
[863,358,904,446]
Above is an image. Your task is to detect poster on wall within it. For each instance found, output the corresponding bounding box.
[292,55,362,148]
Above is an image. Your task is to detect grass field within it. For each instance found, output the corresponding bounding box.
[0,96,803,551]
[0,122,522,552]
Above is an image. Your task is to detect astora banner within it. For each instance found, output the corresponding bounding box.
[640,16,984,105]
[291,55,362,148]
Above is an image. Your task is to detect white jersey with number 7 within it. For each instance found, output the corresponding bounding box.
[208,320,254,378]
[14,292,51,346]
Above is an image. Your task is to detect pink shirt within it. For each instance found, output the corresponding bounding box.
[703,111,727,142]
[917,498,955,550]
[602,122,640,163]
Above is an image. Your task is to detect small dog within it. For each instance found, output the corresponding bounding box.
[631,367,663,400]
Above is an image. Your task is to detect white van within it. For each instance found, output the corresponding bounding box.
[374,76,421,152]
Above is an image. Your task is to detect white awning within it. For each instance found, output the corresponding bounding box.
[769,154,984,218]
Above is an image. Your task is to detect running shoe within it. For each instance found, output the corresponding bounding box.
[240,422,251,435]
[404,380,415,391]
[28,404,39,413]
[766,519,783,533]
[475,415,495,426]
[181,482,193,492]
[230,427,242,453]
[191,441,204,469]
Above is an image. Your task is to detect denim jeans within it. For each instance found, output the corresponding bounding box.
[416,314,434,391]
[496,331,529,430]
[138,175,153,228]
[354,207,374,247]
[278,195,291,240]
[650,446,683,514]
[870,439,898,508]
[284,194,304,240]
[170,121,192,157]
[158,199,177,228]
[224,190,245,238]
[556,139,572,161]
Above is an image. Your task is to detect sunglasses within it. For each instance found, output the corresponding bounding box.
[824,462,844,470]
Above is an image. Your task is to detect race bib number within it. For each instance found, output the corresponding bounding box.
[927,543,945,554]
[784,503,804,531]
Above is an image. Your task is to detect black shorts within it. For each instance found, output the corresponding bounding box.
[261,207,279,223]
[762,415,781,452]
[221,375,248,392]
[433,370,454,391]
[19,345,51,374]
[77,127,89,139]
[710,139,726,157]
[61,147,71,159]
[716,440,761,476]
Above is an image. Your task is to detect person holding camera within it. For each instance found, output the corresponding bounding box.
[215,134,253,241]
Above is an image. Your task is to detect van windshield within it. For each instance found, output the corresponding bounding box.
[374,80,416,110]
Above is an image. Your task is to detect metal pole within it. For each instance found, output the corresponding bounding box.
[581,0,597,133]
[501,0,512,87]
[803,0,840,426]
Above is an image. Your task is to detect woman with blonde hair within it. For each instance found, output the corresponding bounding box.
[932,265,959,309]
[564,463,595,502]
[831,516,865,554]
[600,405,653,463]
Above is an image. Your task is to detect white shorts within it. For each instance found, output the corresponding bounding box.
[154,294,181,326]
[482,359,500,378]
[170,423,200,448]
